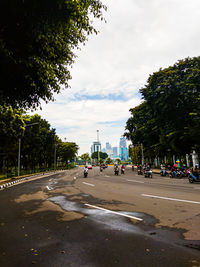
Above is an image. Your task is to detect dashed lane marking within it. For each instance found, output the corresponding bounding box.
[127,180,144,184]
[82,182,95,187]
[85,204,143,221]
[141,194,200,205]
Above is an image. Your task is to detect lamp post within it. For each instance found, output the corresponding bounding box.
[141,143,144,166]
[54,144,57,172]
[97,130,100,165]
[18,122,39,176]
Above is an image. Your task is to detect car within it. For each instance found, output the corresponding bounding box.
[87,165,92,169]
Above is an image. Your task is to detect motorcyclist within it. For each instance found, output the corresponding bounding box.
[121,164,125,174]
[132,164,134,171]
[84,165,88,173]
[114,164,119,174]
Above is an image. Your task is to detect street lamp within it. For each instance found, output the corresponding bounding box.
[18,122,39,176]
[54,144,57,172]
[97,130,100,165]
[141,143,144,166]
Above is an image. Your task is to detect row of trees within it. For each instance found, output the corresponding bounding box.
[80,152,114,165]
[0,106,79,177]
[125,56,200,165]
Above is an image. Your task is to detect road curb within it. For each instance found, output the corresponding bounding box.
[0,171,65,191]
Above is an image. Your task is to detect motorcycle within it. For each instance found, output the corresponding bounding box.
[137,168,143,175]
[144,170,152,178]
[169,169,183,178]
[84,170,88,178]
[121,168,125,174]
[188,173,200,183]
[100,166,103,172]
[114,169,119,175]
[160,169,168,176]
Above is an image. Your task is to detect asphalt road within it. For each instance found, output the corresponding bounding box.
[0,167,200,267]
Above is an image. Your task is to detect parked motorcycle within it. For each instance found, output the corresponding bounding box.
[188,173,200,183]
[138,169,143,175]
[144,170,152,178]
[160,169,168,177]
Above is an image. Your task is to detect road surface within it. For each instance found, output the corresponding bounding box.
[0,167,200,266]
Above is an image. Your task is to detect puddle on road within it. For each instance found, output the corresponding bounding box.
[48,195,200,251]
[48,196,149,234]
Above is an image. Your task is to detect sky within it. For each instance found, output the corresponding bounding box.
[32,0,200,155]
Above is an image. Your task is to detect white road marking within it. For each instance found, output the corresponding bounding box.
[194,187,200,189]
[46,186,51,190]
[127,180,144,184]
[141,194,200,205]
[105,175,110,177]
[85,204,143,221]
[82,182,95,187]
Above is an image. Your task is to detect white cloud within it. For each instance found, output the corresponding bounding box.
[32,0,200,155]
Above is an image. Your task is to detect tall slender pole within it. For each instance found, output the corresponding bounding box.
[54,144,57,172]
[18,138,21,176]
[141,143,144,166]
[97,130,100,165]
[17,122,39,176]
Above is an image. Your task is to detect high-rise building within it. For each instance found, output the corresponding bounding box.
[119,137,128,161]
[112,147,118,157]
[91,141,101,155]
[106,142,112,150]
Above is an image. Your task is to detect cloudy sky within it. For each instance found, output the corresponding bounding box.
[33,0,200,155]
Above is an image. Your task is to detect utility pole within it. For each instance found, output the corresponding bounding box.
[54,144,57,172]
[18,138,21,177]
[18,122,39,176]
[97,130,100,165]
[141,143,144,166]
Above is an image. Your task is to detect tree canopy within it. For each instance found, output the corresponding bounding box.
[0,0,106,109]
[58,142,79,165]
[0,106,79,175]
[80,153,90,163]
[91,151,108,160]
[125,56,200,159]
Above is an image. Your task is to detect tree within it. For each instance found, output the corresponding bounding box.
[0,106,26,173]
[125,56,200,158]
[91,151,108,160]
[58,142,79,166]
[80,153,90,164]
[0,0,106,109]
[129,145,141,165]
[105,157,113,164]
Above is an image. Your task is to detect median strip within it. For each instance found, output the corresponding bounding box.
[85,204,143,221]
[141,194,200,205]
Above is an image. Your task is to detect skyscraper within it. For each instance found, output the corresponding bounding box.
[106,142,111,150]
[91,141,101,155]
[119,137,128,161]
[112,147,118,157]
